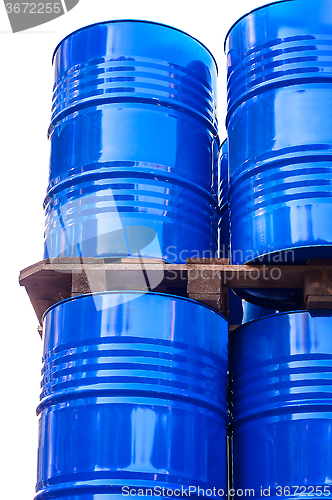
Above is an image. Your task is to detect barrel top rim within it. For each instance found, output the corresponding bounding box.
[42,290,226,320]
[233,309,332,335]
[224,0,295,53]
[52,19,218,74]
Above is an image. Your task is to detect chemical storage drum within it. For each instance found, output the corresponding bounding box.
[44,21,219,262]
[36,291,228,499]
[226,0,332,266]
[229,310,332,499]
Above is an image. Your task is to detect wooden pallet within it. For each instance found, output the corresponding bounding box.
[19,257,332,335]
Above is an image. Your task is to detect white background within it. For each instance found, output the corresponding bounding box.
[0,0,270,497]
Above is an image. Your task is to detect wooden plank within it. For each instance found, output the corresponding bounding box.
[187,293,223,313]
[24,285,71,325]
[19,258,332,327]
[306,296,332,309]
[186,258,230,265]
[307,260,332,266]
[187,268,227,316]
[72,268,107,295]
[19,262,313,288]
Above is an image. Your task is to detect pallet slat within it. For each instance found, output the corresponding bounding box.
[19,257,332,328]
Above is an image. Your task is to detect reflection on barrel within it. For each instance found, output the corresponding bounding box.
[44,21,219,262]
[36,292,228,499]
[230,311,332,499]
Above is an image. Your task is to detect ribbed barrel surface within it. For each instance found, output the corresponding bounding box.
[44,21,219,262]
[36,292,228,499]
[225,0,332,264]
[230,311,332,499]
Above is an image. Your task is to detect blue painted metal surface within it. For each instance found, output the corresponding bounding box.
[44,20,219,262]
[219,139,229,260]
[226,0,332,265]
[233,287,302,312]
[36,291,228,499]
[228,290,243,326]
[241,301,277,323]
[230,310,332,499]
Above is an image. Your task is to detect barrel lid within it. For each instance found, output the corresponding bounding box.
[52,19,218,74]
[224,0,294,53]
[233,309,332,333]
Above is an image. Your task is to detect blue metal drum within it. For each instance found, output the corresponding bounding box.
[230,311,332,499]
[241,301,277,323]
[36,292,228,499]
[226,0,332,265]
[44,21,219,262]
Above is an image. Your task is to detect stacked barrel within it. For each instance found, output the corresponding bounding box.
[229,311,332,500]
[36,20,228,500]
[37,292,228,499]
[44,20,219,263]
[225,1,332,499]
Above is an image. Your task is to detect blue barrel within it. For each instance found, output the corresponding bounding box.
[36,292,228,499]
[44,21,219,262]
[226,0,332,265]
[230,311,332,499]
